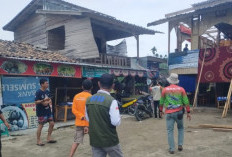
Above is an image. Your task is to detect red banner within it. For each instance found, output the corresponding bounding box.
[198,46,232,82]
[0,58,82,78]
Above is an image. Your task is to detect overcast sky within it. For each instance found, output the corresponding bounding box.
[0,0,205,57]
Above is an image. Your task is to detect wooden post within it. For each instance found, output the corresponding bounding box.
[222,79,232,118]
[168,22,171,54]
[55,88,58,121]
[193,48,206,110]
[135,35,140,61]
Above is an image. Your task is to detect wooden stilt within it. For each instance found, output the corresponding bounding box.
[222,79,232,118]
[193,49,206,110]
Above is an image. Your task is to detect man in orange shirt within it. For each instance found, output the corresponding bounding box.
[69,79,92,157]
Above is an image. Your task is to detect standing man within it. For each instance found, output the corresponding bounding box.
[150,81,162,118]
[183,44,189,52]
[159,73,191,154]
[69,79,92,157]
[35,78,56,146]
[86,74,123,157]
[0,109,10,157]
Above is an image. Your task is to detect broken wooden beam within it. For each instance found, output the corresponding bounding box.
[199,124,232,129]
[213,128,232,132]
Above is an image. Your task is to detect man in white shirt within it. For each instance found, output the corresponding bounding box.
[150,81,162,118]
[85,74,123,157]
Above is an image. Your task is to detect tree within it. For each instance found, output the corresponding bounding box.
[150,46,157,56]
[155,54,159,57]
[160,54,163,58]
[164,55,168,58]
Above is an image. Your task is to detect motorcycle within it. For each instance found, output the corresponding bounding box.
[118,98,137,115]
[134,95,153,121]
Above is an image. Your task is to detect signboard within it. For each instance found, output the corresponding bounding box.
[1,76,47,130]
[82,67,109,78]
[22,103,38,128]
[168,50,199,70]
[2,76,41,105]
[0,58,82,78]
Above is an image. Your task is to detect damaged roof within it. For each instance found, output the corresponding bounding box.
[0,39,76,63]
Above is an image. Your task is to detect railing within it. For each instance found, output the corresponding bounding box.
[80,53,131,67]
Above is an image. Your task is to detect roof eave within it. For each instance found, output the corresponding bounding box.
[3,0,42,31]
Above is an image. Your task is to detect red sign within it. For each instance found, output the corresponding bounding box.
[0,58,82,78]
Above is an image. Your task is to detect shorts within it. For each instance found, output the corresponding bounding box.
[38,115,53,125]
[74,126,85,144]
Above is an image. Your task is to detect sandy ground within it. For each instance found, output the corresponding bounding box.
[2,109,232,157]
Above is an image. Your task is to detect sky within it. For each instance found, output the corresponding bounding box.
[0,0,205,57]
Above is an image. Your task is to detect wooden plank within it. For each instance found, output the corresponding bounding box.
[15,28,46,41]
[213,128,232,132]
[15,17,46,35]
[45,15,71,28]
[187,125,204,129]
[199,124,232,129]
[36,9,82,16]
[64,18,99,59]
[193,48,206,109]
[222,79,232,117]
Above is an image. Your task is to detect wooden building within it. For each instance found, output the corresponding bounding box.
[3,0,157,68]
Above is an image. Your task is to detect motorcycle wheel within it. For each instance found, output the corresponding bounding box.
[127,105,136,116]
[135,109,143,121]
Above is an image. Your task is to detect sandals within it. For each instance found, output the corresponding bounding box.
[36,143,45,146]
[47,140,57,143]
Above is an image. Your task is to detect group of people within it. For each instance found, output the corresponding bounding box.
[0,73,191,156]
[34,74,123,157]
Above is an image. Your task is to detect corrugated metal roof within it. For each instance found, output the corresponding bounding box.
[148,0,232,27]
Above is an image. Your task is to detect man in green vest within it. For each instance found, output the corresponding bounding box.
[86,73,123,157]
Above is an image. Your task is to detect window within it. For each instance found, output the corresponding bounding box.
[48,26,65,50]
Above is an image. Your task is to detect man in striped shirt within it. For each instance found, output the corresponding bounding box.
[159,73,191,154]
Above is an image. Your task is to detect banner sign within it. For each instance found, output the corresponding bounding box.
[1,76,42,105]
[22,103,38,128]
[82,67,109,78]
[0,58,82,78]
[168,50,199,70]
[1,76,47,131]
[110,69,146,77]
[198,46,232,82]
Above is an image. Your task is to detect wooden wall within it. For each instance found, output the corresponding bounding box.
[14,14,47,48]
[45,15,99,59]
[14,13,99,59]
[63,17,99,59]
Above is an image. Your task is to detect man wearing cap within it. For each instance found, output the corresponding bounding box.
[159,73,191,154]
[85,73,123,157]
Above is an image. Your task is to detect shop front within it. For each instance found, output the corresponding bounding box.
[0,58,82,131]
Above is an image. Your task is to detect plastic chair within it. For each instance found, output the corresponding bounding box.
[0,120,9,136]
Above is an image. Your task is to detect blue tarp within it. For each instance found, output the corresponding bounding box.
[179,75,196,93]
